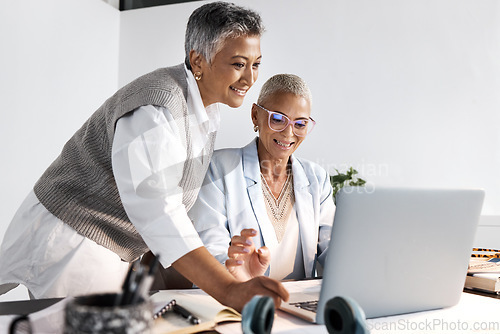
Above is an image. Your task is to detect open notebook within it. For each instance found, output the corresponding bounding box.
[280,186,485,324]
[151,290,241,334]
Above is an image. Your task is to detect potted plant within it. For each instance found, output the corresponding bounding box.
[330,167,366,204]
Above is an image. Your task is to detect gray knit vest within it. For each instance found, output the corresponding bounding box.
[34,64,216,262]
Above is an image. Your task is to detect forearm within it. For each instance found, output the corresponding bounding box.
[172,246,236,304]
[172,246,289,312]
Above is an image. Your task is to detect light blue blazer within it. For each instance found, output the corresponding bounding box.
[188,138,335,278]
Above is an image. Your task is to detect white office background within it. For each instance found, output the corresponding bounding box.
[1,0,499,300]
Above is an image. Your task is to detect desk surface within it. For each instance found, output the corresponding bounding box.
[218,290,500,334]
[1,289,496,316]
[1,289,499,333]
[0,297,62,316]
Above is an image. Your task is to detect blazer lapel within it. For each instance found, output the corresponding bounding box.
[291,156,317,277]
[243,139,278,249]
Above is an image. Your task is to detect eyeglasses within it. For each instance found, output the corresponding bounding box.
[254,103,316,137]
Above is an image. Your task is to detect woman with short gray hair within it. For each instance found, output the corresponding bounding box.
[0,1,288,312]
[184,1,264,69]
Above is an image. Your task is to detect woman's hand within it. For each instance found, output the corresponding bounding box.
[224,275,289,312]
[225,228,271,281]
[172,246,288,313]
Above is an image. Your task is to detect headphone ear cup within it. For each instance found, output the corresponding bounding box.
[324,296,369,334]
[241,295,275,334]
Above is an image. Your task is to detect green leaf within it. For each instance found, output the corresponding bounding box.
[329,167,367,204]
[330,174,350,184]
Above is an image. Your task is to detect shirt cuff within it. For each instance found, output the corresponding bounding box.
[139,205,204,268]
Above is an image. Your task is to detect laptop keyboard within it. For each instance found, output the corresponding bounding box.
[290,300,318,313]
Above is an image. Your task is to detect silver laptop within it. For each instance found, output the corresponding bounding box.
[280,186,485,324]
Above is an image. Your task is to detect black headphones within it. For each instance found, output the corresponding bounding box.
[241,294,368,334]
[324,296,369,334]
[241,295,275,334]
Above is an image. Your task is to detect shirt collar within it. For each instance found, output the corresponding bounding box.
[184,65,220,132]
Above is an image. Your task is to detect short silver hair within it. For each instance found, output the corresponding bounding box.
[184,2,265,70]
[257,74,312,106]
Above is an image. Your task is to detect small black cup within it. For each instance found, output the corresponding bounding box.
[64,293,153,334]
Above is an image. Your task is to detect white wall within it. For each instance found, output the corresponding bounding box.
[119,0,500,216]
[0,0,120,300]
[1,0,499,300]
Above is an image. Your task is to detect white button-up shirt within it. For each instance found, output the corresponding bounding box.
[112,66,220,268]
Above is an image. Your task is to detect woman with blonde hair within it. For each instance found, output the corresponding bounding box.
[189,73,335,281]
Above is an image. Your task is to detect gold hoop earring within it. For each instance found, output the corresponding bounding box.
[253,125,259,132]
[194,72,202,81]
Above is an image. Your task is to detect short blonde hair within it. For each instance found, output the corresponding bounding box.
[257,74,312,106]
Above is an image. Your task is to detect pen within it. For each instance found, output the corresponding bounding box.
[133,255,160,303]
[173,303,200,325]
[116,256,161,306]
[115,259,140,306]
[124,265,144,305]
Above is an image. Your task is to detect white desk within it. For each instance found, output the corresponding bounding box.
[1,290,499,333]
[217,292,500,333]
[216,278,500,334]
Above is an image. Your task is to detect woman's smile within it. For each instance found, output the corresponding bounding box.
[273,138,294,150]
[230,86,248,96]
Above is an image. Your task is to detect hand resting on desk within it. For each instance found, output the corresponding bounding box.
[145,246,289,313]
